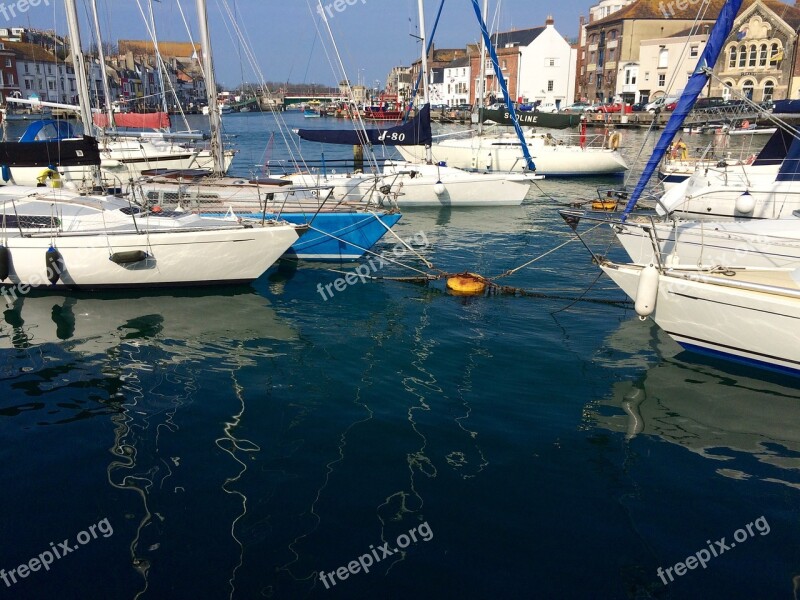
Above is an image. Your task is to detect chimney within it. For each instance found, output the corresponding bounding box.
[546,15,555,27]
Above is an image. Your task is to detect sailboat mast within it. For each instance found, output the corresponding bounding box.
[64,0,95,136]
[417,0,432,164]
[90,0,116,131]
[148,0,171,115]
[477,0,488,135]
[196,0,225,176]
[418,0,428,106]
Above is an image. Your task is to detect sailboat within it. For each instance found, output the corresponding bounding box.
[132,0,402,261]
[293,0,534,207]
[569,0,800,375]
[0,0,305,292]
[395,1,628,178]
[1,0,235,188]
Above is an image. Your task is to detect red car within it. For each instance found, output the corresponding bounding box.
[665,101,678,110]
[588,102,623,113]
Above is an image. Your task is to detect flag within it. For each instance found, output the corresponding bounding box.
[736,28,747,40]
[771,49,784,62]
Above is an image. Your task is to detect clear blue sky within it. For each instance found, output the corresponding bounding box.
[12,0,588,87]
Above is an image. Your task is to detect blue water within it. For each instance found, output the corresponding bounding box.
[1,113,798,599]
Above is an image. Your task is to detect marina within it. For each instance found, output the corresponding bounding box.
[1,0,799,598]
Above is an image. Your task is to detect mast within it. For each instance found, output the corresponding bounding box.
[477,0,488,135]
[148,0,171,115]
[196,0,226,176]
[90,0,115,131]
[417,0,431,163]
[65,0,95,136]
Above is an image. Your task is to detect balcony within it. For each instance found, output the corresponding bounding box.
[588,44,598,52]
[607,40,618,49]
[605,61,617,70]
[587,63,597,72]
[622,84,637,93]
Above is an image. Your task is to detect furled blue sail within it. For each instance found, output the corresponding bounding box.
[620,0,744,219]
[296,105,432,146]
[470,0,536,172]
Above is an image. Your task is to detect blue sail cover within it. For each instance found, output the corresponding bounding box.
[470,0,536,172]
[297,105,432,146]
[620,0,744,219]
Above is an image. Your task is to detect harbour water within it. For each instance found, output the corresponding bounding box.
[1,113,798,599]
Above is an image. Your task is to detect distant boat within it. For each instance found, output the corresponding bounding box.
[303,108,321,118]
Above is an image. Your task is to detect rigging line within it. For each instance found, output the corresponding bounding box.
[216,1,312,174]
[490,221,606,280]
[133,0,190,131]
[550,270,607,315]
[309,0,383,174]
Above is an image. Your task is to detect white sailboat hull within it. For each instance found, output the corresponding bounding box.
[615,217,800,269]
[601,260,800,374]
[289,161,532,207]
[396,138,628,176]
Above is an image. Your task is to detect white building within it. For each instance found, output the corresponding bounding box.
[441,57,470,106]
[638,31,709,102]
[512,17,577,109]
[3,41,76,103]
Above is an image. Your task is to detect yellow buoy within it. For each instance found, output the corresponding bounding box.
[446,273,487,295]
[591,200,618,211]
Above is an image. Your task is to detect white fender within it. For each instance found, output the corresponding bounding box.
[735,191,755,214]
[433,181,446,196]
[635,264,659,317]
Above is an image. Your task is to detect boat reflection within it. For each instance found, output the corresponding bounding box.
[1,288,298,353]
[591,319,800,486]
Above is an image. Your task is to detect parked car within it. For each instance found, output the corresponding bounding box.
[694,96,726,110]
[588,102,623,113]
[666,101,678,111]
[535,102,559,113]
[645,97,677,113]
[563,102,592,112]
[631,102,647,112]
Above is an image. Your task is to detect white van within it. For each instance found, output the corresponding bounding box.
[645,96,679,113]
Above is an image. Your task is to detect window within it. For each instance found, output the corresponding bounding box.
[763,80,774,101]
[759,44,768,67]
[547,80,554,92]
[4,58,10,67]
[24,79,31,89]
[658,48,668,68]
[658,73,666,86]
[36,64,40,74]
[24,63,28,73]
[644,72,649,81]
[7,74,13,85]
[729,46,737,68]
[722,81,732,101]
[742,79,754,100]
[596,73,602,87]
[749,45,757,67]
[690,45,699,58]
[770,43,781,65]
[48,80,55,90]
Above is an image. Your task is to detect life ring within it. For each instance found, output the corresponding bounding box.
[608,132,621,150]
[36,168,61,188]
